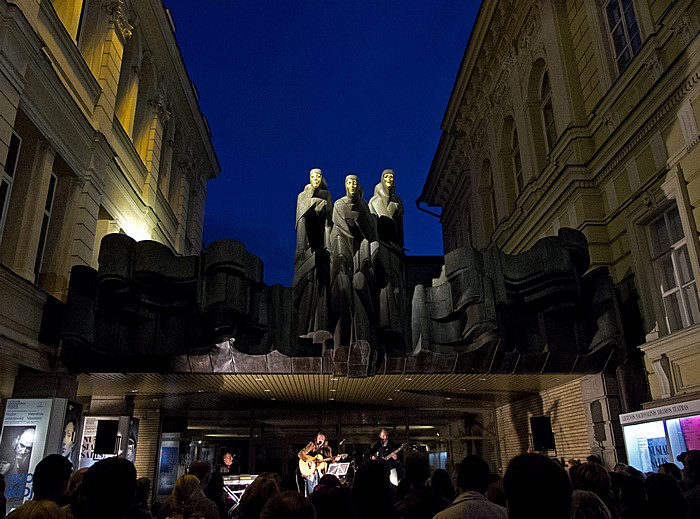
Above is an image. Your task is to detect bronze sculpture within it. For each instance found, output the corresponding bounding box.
[369,169,408,353]
[330,175,378,352]
[293,168,333,344]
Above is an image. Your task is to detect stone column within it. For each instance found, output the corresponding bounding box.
[580,373,626,467]
[94,0,134,130]
[141,94,170,206]
[11,139,56,282]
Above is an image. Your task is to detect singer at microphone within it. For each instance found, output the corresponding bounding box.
[298,432,333,496]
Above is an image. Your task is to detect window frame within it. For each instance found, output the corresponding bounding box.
[34,171,58,283]
[0,132,21,246]
[540,70,557,153]
[603,0,643,74]
[512,127,524,194]
[647,206,700,333]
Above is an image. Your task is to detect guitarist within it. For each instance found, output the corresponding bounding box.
[298,432,333,496]
[371,428,403,485]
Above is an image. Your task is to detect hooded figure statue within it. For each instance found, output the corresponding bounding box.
[293,168,333,344]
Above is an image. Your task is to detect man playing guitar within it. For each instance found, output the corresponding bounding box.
[298,432,333,495]
[371,428,404,485]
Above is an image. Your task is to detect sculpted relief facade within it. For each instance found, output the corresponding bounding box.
[61,169,622,378]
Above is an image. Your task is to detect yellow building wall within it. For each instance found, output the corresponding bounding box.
[495,379,590,470]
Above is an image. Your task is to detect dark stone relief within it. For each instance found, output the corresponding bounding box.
[61,199,622,377]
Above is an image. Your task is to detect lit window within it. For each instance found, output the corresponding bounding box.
[512,128,523,194]
[0,133,21,244]
[648,205,700,333]
[541,71,556,152]
[605,0,642,73]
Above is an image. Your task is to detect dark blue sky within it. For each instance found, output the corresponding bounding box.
[163,1,479,286]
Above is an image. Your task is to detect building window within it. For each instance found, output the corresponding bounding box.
[512,128,523,194]
[0,133,21,244]
[34,172,57,282]
[648,205,700,333]
[605,0,642,73]
[541,71,556,152]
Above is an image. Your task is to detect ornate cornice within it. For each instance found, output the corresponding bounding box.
[596,69,700,187]
[645,50,665,82]
[671,14,696,47]
[148,93,171,122]
[105,0,134,39]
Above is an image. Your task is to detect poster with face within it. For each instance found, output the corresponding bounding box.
[60,402,82,466]
[0,399,52,511]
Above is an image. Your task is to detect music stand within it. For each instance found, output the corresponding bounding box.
[327,462,350,476]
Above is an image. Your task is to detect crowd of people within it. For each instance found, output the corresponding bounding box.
[2,442,699,519]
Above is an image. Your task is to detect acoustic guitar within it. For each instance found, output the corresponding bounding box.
[299,453,348,478]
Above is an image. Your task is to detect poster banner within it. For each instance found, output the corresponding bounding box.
[0,399,53,510]
[60,402,82,468]
[126,418,139,463]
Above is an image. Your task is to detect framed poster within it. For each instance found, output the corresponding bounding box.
[59,401,82,467]
[0,399,53,511]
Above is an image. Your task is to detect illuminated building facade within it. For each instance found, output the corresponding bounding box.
[0,0,217,480]
[421,0,700,466]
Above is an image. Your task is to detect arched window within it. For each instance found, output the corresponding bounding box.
[540,71,556,152]
[604,0,642,73]
[512,127,523,194]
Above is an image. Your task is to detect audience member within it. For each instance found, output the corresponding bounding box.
[62,468,88,519]
[586,455,603,466]
[127,477,153,519]
[203,473,228,519]
[309,483,355,519]
[486,479,506,508]
[503,453,572,519]
[6,455,73,518]
[32,454,73,505]
[158,474,219,519]
[571,461,612,511]
[658,462,684,490]
[81,457,137,519]
[624,465,645,479]
[394,452,448,519]
[260,491,315,519]
[6,500,66,519]
[684,450,700,519]
[351,459,395,519]
[187,461,212,490]
[429,469,455,504]
[571,489,611,519]
[608,471,649,519]
[315,474,341,490]
[433,455,507,519]
[645,472,688,519]
[233,473,280,519]
[612,462,628,474]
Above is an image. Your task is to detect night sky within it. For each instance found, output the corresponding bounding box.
[162,1,480,286]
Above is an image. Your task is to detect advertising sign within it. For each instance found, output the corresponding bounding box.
[0,399,53,510]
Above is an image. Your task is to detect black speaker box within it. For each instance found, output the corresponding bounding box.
[530,416,556,451]
[94,419,119,454]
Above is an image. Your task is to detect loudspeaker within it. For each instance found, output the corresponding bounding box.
[530,416,556,451]
[94,419,119,454]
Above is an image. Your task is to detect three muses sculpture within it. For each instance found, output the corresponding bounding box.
[293,169,408,362]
